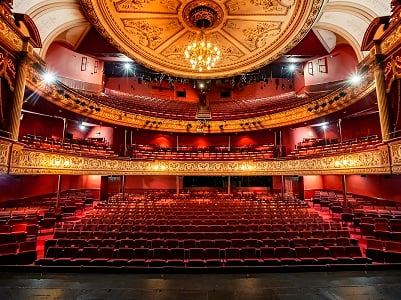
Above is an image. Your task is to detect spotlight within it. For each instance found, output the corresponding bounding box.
[42,72,56,83]
[79,123,86,131]
[123,63,132,71]
[321,123,328,130]
[219,124,224,129]
[350,74,361,84]
[288,64,296,72]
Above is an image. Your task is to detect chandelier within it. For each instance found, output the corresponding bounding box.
[184,6,221,72]
[185,31,220,72]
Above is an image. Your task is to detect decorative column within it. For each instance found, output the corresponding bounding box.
[6,53,29,141]
[374,55,392,141]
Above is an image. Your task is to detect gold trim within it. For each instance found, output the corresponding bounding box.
[8,145,390,176]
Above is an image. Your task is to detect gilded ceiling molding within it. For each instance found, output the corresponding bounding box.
[25,63,376,134]
[79,0,325,79]
[8,144,391,176]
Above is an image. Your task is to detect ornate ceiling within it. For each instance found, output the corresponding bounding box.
[80,0,325,78]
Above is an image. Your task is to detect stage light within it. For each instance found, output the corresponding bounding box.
[42,72,56,83]
[288,64,296,72]
[350,74,361,84]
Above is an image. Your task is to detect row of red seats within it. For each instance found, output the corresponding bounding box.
[36,245,370,267]
[366,239,401,263]
[51,229,351,241]
[46,236,356,251]
[0,240,37,265]
[57,222,342,233]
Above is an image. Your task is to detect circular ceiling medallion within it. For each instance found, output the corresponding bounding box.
[182,1,224,31]
[81,0,325,79]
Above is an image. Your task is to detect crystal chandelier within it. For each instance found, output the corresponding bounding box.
[185,30,221,72]
[184,5,221,72]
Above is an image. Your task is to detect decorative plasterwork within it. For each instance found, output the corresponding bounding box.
[25,63,376,133]
[0,139,11,173]
[8,144,391,176]
[79,0,325,78]
[389,138,401,174]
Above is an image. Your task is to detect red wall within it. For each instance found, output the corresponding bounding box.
[125,175,179,190]
[0,175,101,201]
[45,43,104,85]
[303,44,358,86]
[303,174,401,202]
[341,113,381,140]
[19,113,64,139]
[105,78,199,102]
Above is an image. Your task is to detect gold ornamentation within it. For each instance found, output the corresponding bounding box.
[79,0,325,78]
[389,139,401,173]
[242,22,282,50]
[8,143,391,176]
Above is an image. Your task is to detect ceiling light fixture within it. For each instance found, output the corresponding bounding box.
[184,6,221,72]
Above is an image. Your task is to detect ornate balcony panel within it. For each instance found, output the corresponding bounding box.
[9,145,391,176]
[389,138,401,174]
[0,138,12,173]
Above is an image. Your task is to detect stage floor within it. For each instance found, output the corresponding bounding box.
[0,269,401,299]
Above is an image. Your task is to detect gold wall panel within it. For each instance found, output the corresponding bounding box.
[8,145,391,176]
[80,0,325,79]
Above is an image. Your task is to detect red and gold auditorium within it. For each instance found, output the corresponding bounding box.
[0,0,401,277]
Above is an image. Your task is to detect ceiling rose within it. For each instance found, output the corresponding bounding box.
[81,0,325,78]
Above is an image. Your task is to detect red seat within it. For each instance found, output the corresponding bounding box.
[275,247,299,265]
[328,246,354,264]
[294,247,317,265]
[240,247,262,266]
[224,248,243,266]
[110,248,134,266]
[205,248,223,266]
[260,247,280,266]
[309,246,336,264]
[130,248,150,266]
[187,248,205,267]
[167,248,185,266]
[149,248,169,267]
